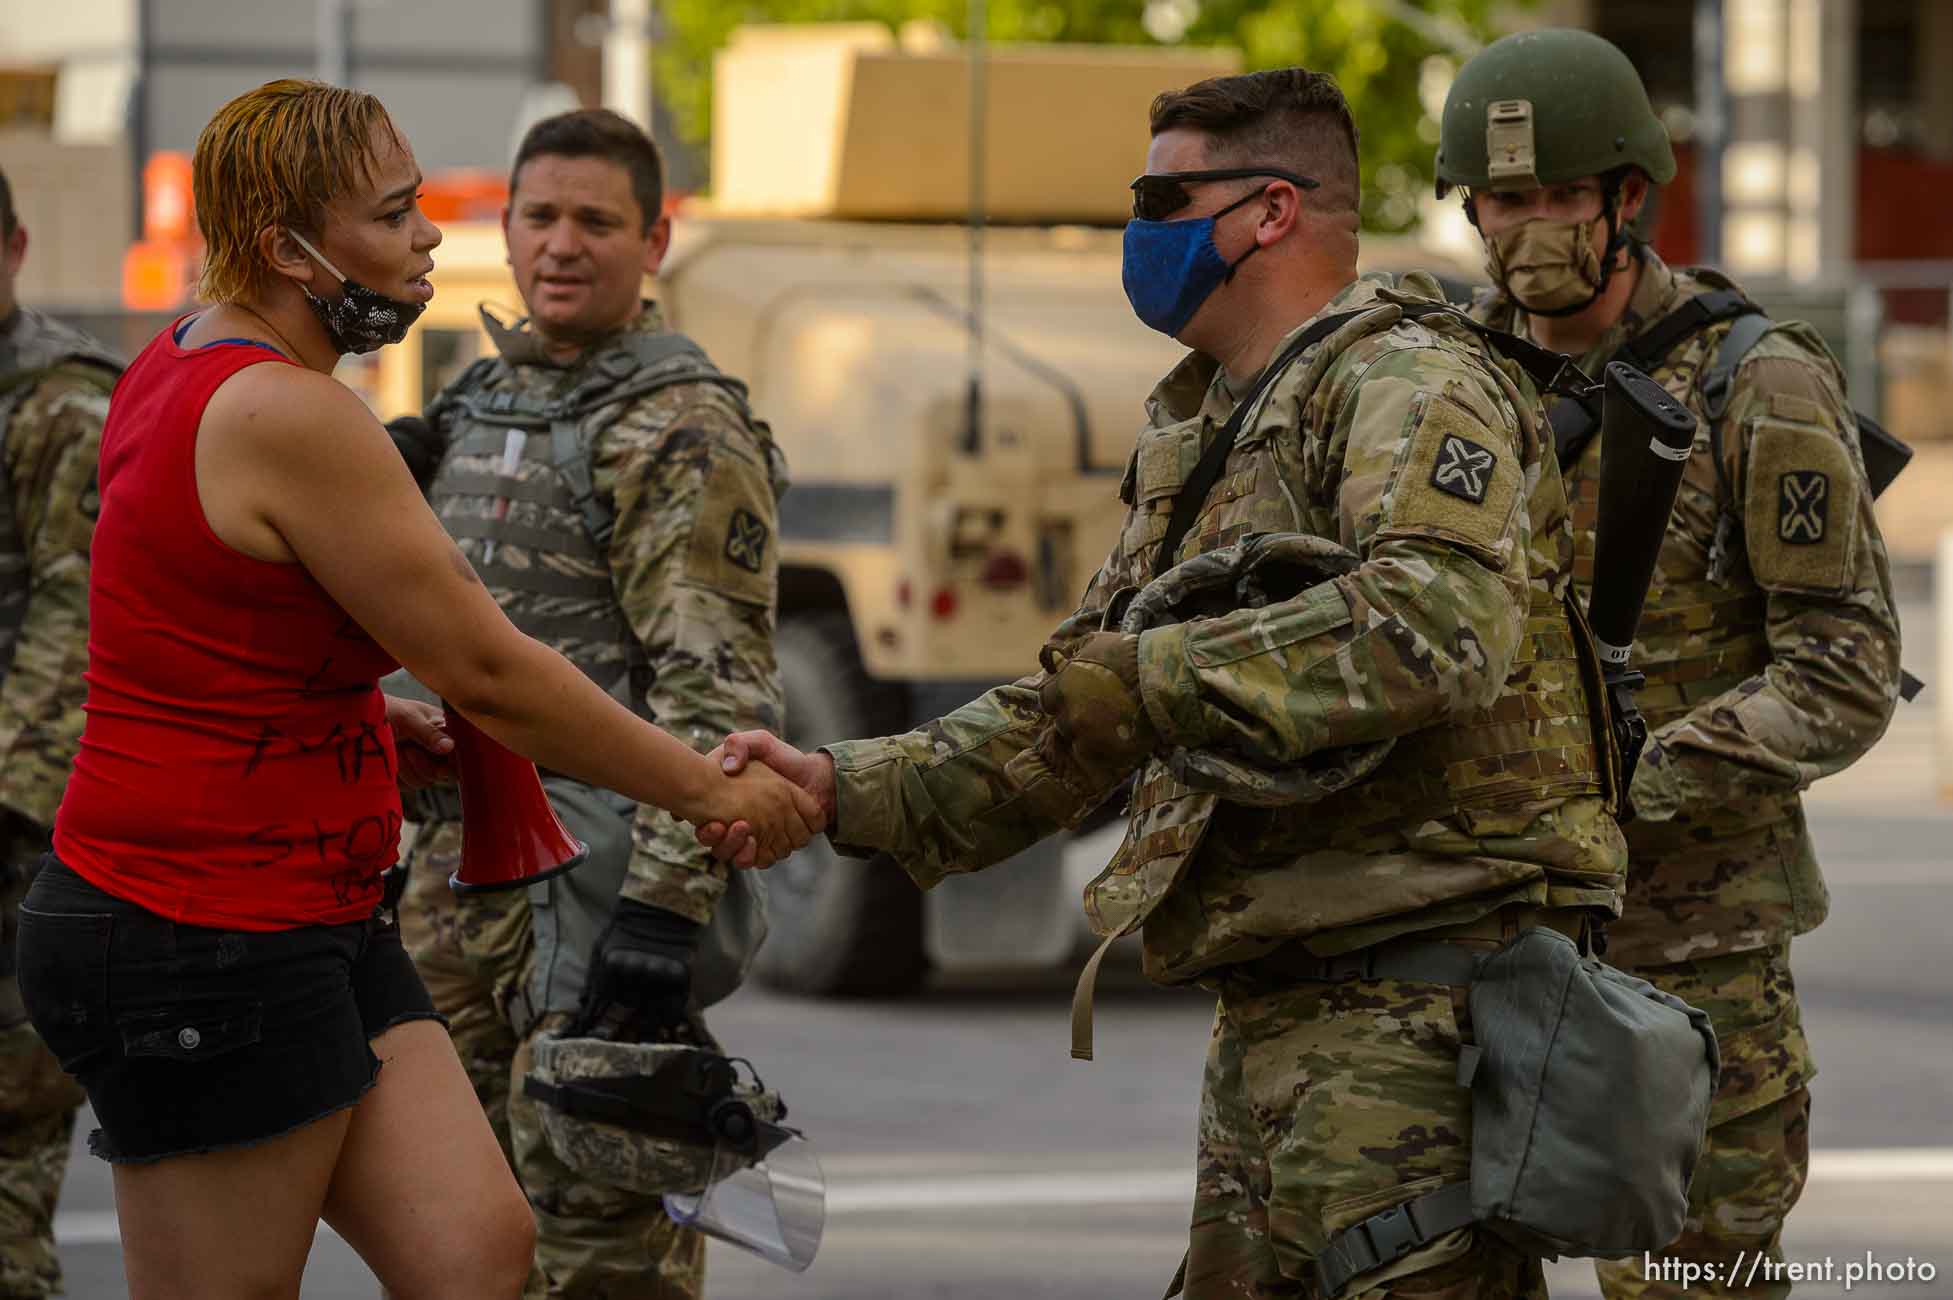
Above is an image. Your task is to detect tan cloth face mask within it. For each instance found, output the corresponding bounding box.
[1484,216,1607,315]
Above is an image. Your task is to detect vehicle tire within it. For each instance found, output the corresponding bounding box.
[753,611,928,997]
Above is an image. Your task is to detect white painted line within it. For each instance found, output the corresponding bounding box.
[826,1169,1193,1213]
[1802,861,1949,885]
[822,1149,1953,1214]
[53,1148,1953,1244]
[1808,1147,1953,1181]
[52,1212,123,1246]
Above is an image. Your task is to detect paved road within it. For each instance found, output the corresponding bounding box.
[50,604,1951,1298]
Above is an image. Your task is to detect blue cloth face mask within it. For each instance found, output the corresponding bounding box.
[1121,186,1269,337]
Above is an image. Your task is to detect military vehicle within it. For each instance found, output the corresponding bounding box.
[368,25,1472,996]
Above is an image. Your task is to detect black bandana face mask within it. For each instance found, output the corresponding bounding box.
[288,230,425,355]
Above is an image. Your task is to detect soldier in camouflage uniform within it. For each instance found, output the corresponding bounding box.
[711,70,1628,1299]
[1439,30,1903,1299]
[392,111,786,1299]
[0,165,121,1299]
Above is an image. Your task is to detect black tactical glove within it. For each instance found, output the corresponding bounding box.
[577,900,702,1042]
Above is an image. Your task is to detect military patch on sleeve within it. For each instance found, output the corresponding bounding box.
[1743,417,1857,594]
[1377,392,1522,559]
[680,446,779,607]
[723,507,769,574]
[1776,470,1828,545]
[1430,433,1497,504]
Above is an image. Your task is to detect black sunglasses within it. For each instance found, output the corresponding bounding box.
[1129,167,1321,222]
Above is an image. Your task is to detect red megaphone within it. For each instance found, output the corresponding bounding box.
[444,703,588,894]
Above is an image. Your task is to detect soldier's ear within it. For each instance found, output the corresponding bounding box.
[1617,172,1651,227]
[1259,178,1307,248]
[1,221,25,273]
[643,212,672,277]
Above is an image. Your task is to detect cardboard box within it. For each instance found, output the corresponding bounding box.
[710,25,1240,224]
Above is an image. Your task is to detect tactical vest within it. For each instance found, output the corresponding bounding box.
[1502,271,1830,963]
[1083,300,1608,972]
[424,324,758,703]
[0,308,121,675]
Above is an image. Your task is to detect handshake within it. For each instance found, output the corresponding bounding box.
[694,630,1156,867]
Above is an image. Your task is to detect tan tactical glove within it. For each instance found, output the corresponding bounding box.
[1028,631,1158,813]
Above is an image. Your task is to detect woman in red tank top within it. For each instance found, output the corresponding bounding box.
[12,81,820,1300]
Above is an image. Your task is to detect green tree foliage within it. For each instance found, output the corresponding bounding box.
[652,0,1534,231]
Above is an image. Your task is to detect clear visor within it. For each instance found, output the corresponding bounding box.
[663,1125,825,1272]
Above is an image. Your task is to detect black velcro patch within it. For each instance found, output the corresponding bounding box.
[1777,471,1828,545]
[724,507,769,574]
[1430,434,1496,505]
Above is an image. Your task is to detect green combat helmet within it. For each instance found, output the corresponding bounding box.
[1434,27,1675,201]
[525,1036,826,1271]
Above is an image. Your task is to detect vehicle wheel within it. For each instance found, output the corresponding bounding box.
[753,611,928,997]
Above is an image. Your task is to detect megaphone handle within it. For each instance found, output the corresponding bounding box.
[372,863,409,926]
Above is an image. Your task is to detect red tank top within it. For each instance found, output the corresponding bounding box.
[55,317,403,929]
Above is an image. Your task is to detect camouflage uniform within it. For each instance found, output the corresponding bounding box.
[825,273,1629,1298]
[397,302,786,1299]
[1473,250,1902,1298]
[0,307,118,1298]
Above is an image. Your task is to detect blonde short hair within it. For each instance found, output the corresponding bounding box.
[192,79,402,303]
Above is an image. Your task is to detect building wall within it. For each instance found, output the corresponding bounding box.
[0,128,132,308]
[141,0,548,175]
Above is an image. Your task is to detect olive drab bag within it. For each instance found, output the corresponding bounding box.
[1464,929,1719,1256]
[1316,928,1719,1297]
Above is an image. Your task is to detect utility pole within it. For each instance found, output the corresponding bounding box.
[1692,0,1725,265]
[603,0,656,134]
[963,0,987,456]
[316,0,353,84]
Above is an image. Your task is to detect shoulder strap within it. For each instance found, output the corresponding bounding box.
[550,332,755,553]
[425,355,500,433]
[1618,288,1752,375]
[1546,290,1758,471]
[550,410,614,551]
[1152,300,1599,581]
[1699,309,1775,423]
[566,365,748,424]
[619,330,712,371]
[1394,301,1593,401]
[1390,300,1606,473]
[561,331,749,419]
[1152,308,1365,579]
[1699,310,1776,512]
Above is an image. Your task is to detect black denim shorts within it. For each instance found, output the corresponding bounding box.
[14,855,443,1163]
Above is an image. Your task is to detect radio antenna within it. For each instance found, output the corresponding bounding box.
[963,0,988,455]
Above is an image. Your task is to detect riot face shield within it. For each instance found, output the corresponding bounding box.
[663,1122,825,1272]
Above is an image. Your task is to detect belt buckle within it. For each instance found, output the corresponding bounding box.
[1357,1200,1421,1266]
